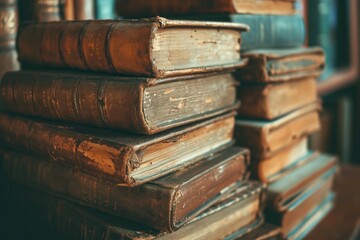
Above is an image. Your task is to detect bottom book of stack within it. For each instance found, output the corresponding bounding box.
[5,181,264,240]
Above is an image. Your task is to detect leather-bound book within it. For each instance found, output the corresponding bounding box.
[235,102,321,159]
[116,0,297,17]
[252,137,310,183]
[266,153,338,211]
[235,223,282,240]
[174,14,305,51]
[6,181,264,240]
[1,147,251,232]
[16,17,249,77]
[237,78,318,120]
[63,0,94,20]
[287,193,335,240]
[0,71,239,133]
[18,0,64,22]
[0,112,237,186]
[266,164,336,238]
[0,0,19,78]
[235,47,325,83]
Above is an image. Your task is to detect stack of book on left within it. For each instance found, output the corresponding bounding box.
[0,17,265,239]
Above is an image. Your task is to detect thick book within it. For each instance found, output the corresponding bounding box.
[116,0,297,17]
[266,153,338,211]
[235,47,325,82]
[237,78,318,120]
[18,0,64,22]
[0,0,19,78]
[236,223,282,240]
[266,172,335,237]
[253,137,309,183]
[16,17,249,77]
[287,193,334,240]
[6,182,264,240]
[0,112,237,186]
[175,14,305,51]
[235,102,320,159]
[0,71,239,134]
[1,147,250,232]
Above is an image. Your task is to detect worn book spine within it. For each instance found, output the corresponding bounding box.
[6,185,158,240]
[116,0,235,17]
[0,112,137,184]
[237,78,317,119]
[0,71,148,132]
[73,0,94,19]
[16,19,158,76]
[0,0,19,78]
[1,149,247,232]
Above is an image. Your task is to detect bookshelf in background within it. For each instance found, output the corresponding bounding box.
[304,0,359,164]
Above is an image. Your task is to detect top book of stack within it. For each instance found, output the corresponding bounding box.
[115,0,297,17]
[17,17,249,77]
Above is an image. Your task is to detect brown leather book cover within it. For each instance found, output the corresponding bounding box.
[237,78,318,119]
[253,137,309,183]
[235,47,325,83]
[64,0,94,20]
[235,223,282,240]
[18,0,64,22]
[0,112,237,186]
[16,17,249,77]
[116,0,296,17]
[2,147,251,232]
[235,102,321,159]
[0,70,239,134]
[0,0,19,78]
[266,168,335,237]
[5,181,264,240]
[266,153,338,211]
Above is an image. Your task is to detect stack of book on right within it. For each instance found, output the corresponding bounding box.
[234,31,339,240]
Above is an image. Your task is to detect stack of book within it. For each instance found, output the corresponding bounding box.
[114,0,339,239]
[230,3,339,240]
[0,17,267,239]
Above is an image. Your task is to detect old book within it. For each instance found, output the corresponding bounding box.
[1,148,251,232]
[63,0,94,20]
[6,182,264,240]
[116,0,297,17]
[267,153,338,211]
[0,112,237,186]
[266,172,335,237]
[235,223,282,240]
[253,137,309,183]
[0,71,239,133]
[235,102,321,159]
[237,78,318,119]
[175,14,305,51]
[16,17,249,77]
[95,0,116,19]
[235,47,325,83]
[0,0,19,78]
[18,0,64,22]
[287,193,334,240]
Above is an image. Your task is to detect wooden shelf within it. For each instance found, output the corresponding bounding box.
[317,68,358,96]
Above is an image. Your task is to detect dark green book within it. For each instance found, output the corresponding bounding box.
[174,14,305,51]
